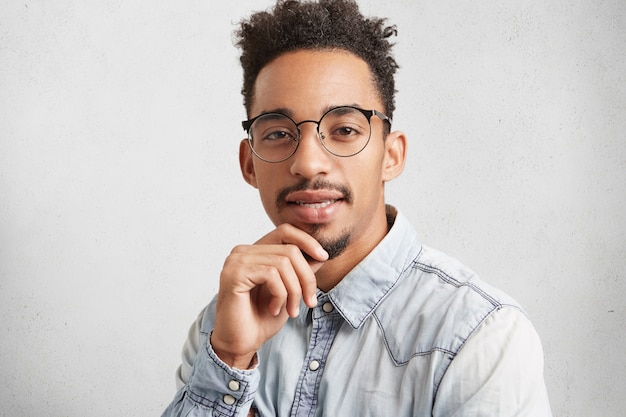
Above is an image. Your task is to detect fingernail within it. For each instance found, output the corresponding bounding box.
[273,305,282,316]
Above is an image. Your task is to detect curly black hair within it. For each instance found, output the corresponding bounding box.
[235,0,399,119]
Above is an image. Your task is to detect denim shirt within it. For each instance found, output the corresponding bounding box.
[162,207,552,417]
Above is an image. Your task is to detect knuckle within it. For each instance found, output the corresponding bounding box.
[231,244,249,254]
[284,244,303,258]
[275,223,292,233]
[222,251,244,271]
[276,223,298,239]
[258,263,279,277]
[274,254,293,269]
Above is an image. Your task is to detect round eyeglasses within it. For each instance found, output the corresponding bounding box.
[241,106,391,163]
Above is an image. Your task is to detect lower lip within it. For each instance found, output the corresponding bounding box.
[287,200,343,224]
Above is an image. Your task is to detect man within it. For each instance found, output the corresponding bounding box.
[162,1,552,416]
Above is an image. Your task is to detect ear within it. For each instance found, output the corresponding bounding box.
[239,139,258,188]
[382,130,407,182]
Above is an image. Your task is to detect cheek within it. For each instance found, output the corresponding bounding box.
[350,152,386,187]
[344,168,384,211]
[256,185,282,226]
[252,166,283,211]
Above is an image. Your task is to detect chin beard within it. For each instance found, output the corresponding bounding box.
[320,234,350,260]
[309,227,351,260]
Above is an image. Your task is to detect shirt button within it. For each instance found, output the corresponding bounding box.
[322,302,334,313]
[309,360,320,371]
[223,394,236,405]
[228,380,240,391]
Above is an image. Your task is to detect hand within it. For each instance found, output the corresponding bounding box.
[210,224,328,369]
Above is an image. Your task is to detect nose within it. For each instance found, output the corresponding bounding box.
[289,122,332,179]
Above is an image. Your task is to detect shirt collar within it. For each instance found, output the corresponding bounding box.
[298,205,422,329]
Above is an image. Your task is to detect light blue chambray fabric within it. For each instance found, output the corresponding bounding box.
[162,207,550,417]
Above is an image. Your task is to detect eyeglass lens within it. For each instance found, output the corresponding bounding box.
[248,106,372,162]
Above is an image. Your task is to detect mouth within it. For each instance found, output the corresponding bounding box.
[285,196,343,225]
[293,199,341,209]
[277,179,352,208]
[278,182,350,225]
[276,179,352,225]
[285,188,346,208]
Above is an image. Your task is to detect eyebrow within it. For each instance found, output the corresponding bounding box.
[258,107,294,118]
[254,103,364,120]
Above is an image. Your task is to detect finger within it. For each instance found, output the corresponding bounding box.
[234,242,320,309]
[255,225,327,307]
[256,224,329,263]
[226,250,305,317]
[276,244,320,309]
[261,253,304,317]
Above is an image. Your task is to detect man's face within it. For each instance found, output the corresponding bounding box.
[240,49,403,260]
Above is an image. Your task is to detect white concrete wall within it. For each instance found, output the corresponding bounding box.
[1,1,624,415]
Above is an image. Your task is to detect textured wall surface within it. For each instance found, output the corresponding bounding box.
[1,1,624,415]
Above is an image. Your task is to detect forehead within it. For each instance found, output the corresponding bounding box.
[250,49,381,117]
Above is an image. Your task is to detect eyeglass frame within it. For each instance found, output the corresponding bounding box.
[241,105,392,163]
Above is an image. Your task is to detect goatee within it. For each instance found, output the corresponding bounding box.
[302,228,351,261]
[318,232,351,260]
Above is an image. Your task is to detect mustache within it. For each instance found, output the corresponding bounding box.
[276,178,353,209]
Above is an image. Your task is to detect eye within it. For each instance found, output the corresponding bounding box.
[321,107,369,142]
[333,126,360,136]
[325,123,365,142]
[251,114,298,143]
[263,129,296,141]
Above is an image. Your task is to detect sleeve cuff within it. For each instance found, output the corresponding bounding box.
[184,335,260,416]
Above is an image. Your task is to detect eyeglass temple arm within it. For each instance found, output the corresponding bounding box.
[372,109,392,126]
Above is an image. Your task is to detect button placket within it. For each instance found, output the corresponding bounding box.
[290,295,343,416]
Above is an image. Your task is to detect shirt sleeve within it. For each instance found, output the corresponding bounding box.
[433,307,553,417]
[163,304,261,417]
[175,307,207,390]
